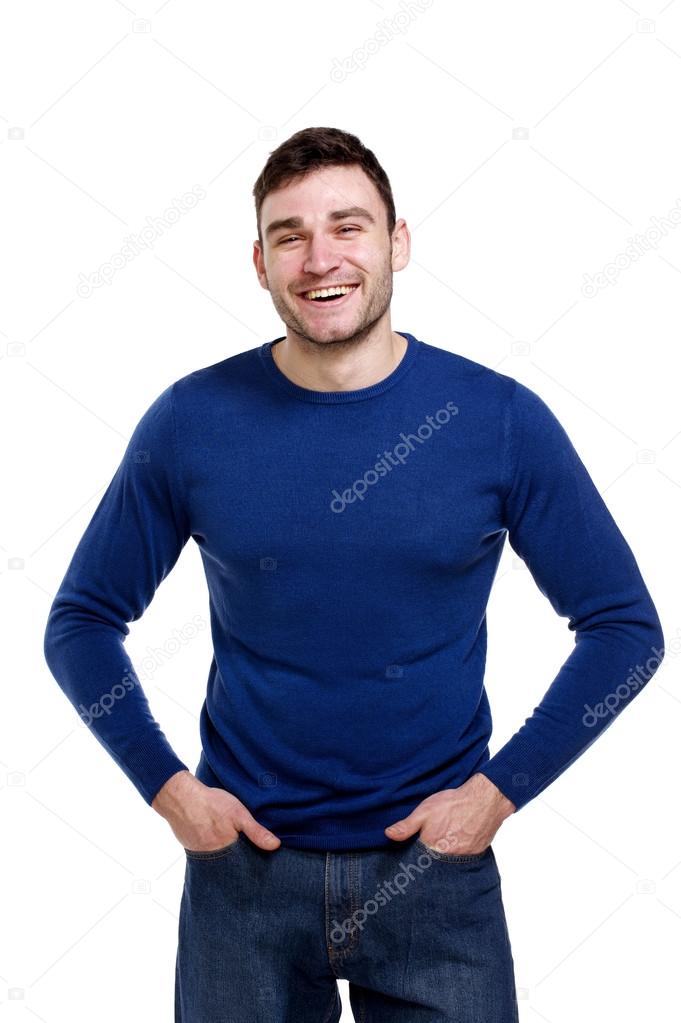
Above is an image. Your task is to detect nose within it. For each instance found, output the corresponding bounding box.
[302,233,343,278]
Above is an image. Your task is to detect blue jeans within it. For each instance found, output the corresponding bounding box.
[175,831,519,1022]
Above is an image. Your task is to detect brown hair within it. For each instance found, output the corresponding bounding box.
[253,126,396,245]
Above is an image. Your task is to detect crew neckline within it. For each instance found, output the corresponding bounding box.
[258,331,420,404]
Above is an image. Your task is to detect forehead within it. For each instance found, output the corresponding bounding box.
[261,164,383,227]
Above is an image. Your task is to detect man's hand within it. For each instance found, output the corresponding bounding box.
[151,770,281,852]
[384,773,516,855]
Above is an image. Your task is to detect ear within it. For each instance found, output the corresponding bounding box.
[252,241,269,291]
[391,218,410,273]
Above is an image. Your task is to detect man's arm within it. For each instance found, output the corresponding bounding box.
[43,382,191,805]
[477,378,665,811]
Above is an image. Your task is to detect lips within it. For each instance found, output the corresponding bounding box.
[297,284,360,309]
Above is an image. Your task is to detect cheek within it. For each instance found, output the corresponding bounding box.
[348,244,386,276]
[265,266,292,293]
[272,257,304,289]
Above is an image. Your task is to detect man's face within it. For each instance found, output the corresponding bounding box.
[253,164,409,348]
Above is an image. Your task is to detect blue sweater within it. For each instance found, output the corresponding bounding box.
[43,332,665,850]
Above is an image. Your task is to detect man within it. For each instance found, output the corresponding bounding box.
[44,126,665,1022]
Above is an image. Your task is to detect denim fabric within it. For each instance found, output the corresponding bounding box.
[175,831,519,1022]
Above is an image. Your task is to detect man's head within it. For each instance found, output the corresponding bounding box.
[252,126,409,349]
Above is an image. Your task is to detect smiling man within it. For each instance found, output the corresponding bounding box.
[44,126,665,1023]
[255,167,404,384]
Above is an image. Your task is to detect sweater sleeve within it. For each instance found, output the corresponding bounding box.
[43,382,191,806]
[477,379,665,811]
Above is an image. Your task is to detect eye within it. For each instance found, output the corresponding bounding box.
[278,226,360,245]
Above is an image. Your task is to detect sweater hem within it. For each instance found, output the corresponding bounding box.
[271,828,416,852]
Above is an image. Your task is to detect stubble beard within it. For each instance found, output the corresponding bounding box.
[268,257,394,354]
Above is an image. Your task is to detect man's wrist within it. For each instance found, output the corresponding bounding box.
[471,772,516,818]
[151,769,196,817]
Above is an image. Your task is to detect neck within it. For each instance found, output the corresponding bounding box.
[272,328,407,393]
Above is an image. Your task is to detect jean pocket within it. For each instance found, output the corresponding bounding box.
[183,832,243,860]
[415,837,491,862]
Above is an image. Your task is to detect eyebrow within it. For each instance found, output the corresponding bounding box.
[265,206,376,240]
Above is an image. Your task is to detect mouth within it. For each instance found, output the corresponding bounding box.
[296,283,360,309]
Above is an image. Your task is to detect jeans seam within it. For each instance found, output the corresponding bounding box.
[415,837,490,862]
[325,853,343,974]
[183,832,243,860]
[346,853,360,955]
[321,984,340,1023]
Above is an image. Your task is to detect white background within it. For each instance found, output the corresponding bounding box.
[2,0,680,1019]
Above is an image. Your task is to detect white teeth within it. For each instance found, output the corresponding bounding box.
[303,285,358,300]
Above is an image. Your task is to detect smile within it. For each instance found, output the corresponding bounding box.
[297,284,360,308]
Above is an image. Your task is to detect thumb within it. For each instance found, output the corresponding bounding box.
[384,815,421,841]
[241,818,281,851]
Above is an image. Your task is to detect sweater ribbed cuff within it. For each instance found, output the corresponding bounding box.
[115,731,190,806]
[476,735,563,812]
